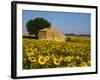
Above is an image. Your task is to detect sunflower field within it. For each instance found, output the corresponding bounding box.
[23,36,91,69]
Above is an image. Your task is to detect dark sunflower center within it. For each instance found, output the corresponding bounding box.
[40,58,44,62]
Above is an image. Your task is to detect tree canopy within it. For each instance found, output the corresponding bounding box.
[26,17,51,37]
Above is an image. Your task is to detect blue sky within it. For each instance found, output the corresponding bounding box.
[22,10,91,35]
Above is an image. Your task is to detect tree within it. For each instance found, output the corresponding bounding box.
[26,17,51,37]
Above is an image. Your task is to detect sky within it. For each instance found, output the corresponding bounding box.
[22,10,91,35]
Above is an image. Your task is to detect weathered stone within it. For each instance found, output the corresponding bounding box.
[38,27,65,42]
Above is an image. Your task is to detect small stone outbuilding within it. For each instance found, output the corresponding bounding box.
[38,28,65,42]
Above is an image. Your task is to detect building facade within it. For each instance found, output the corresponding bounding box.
[38,28,65,42]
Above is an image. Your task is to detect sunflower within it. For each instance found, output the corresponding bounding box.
[46,56,50,61]
[59,56,63,61]
[53,58,60,65]
[26,50,34,56]
[80,62,88,67]
[65,56,72,62]
[38,56,46,65]
[28,56,32,60]
[34,48,37,52]
[76,55,80,60]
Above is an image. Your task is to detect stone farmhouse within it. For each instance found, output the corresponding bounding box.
[38,27,65,42]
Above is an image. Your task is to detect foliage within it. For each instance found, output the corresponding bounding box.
[23,36,91,69]
[26,17,51,37]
